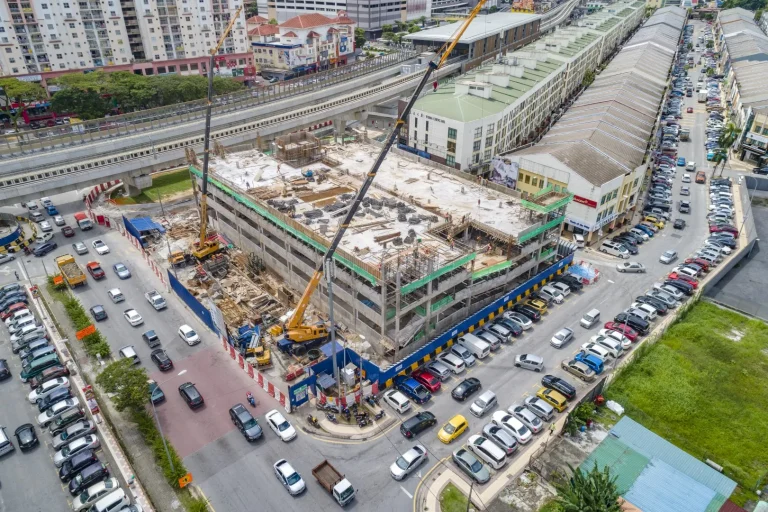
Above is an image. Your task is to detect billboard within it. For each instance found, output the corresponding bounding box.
[490,156,519,189]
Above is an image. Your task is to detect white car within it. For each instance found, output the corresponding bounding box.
[273,459,306,495]
[28,377,70,403]
[491,411,532,444]
[390,444,427,480]
[71,478,120,511]
[549,281,571,298]
[539,285,564,304]
[629,302,658,321]
[37,398,79,426]
[53,434,100,467]
[502,311,532,330]
[594,331,632,350]
[73,241,88,255]
[39,220,52,232]
[437,352,466,374]
[550,327,574,349]
[0,253,14,265]
[36,232,54,243]
[507,403,543,434]
[265,409,297,442]
[92,239,109,255]
[123,309,144,326]
[580,343,611,362]
[53,215,65,226]
[671,266,698,278]
[178,324,200,345]
[382,389,411,414]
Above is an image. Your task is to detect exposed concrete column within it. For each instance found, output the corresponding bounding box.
[333,117,347,144]
[123,173,151,197]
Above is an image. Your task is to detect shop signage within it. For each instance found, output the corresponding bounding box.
[572,194,597,208]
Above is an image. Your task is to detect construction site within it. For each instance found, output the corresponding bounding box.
[152,135,572,378]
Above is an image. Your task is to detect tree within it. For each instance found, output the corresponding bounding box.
[582,69,595,88]
[707,67,714,76]
[408,25,421,33]
[382,30,395,41]
[490,5,499,12]
[556,463,622,512]
[51,88,109,120]
[212,76,245,95]
[96,359,150,412]
[355,27,366,49]
[0,78,46,131]
[418,15,427,27]
[755,8,764,21]
[105,72,156,112]
[268,18,278,25]
[394,20,405,32]
[381,24,393,33]
[245,1,259,17]
[706,40,714,49]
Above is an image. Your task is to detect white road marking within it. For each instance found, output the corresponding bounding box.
[607,280,615,284]
[16,261,28,280]
[400,486,413,499]
[177,369,187,376]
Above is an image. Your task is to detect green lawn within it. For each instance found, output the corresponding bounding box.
[439,483,469,512]
[606,301,768,496]
[111,168,192,204]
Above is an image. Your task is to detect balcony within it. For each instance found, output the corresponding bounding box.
[93,59,104,66]
[27,64,39,72]
[31,34,42,43]
[37,56,49,63]
[88,41,99,49]
[33,44,44,52]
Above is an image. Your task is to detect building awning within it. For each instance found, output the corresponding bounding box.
[127,217,166,234]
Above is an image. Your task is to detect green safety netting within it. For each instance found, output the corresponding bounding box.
[400,252,476,296]
[472,260,514,280]
[518,215,566,243]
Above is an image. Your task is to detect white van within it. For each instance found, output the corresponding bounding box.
[458,334,491,360]
[580,309,600,328]
[90,489,130,512]
[468,434,507,470]
[573,234,585,248]
[599,241,629,259]
[588,335,624,359]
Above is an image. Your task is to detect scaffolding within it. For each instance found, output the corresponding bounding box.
[275,132,323,167]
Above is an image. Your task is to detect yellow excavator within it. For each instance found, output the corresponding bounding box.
[192,6,242,261]
[277,0,488,348]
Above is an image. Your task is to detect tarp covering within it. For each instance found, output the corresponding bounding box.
[127,217,166,234]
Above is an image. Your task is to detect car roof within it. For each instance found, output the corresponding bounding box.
[447,414,466,426]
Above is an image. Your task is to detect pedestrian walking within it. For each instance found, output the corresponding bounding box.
[14,270,19,281]
[549,423,556,437]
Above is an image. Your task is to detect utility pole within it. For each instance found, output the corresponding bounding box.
[466,480,475,512]
[151,391,174,473]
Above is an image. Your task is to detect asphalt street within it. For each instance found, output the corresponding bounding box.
[0,21,721,512]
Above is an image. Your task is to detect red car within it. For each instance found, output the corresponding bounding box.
[86,262,105,279]
[0,302,26,320]
[710,225,738,235]
[411,368,441,393]
[687,107,693,113]
[668,272,699,288]
[603,322,639,342]
[61,226,75,237]
[684,258,710,272]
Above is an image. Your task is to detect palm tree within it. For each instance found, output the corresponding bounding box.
[715,122,741,176]
[556,463,623,512]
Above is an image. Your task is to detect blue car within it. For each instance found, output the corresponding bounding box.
[575,352,604,375]
[676,157,686,166]
[393,376,432,405]
[707,150,715,161]
[46,205,58,215]
[635,224,654,237]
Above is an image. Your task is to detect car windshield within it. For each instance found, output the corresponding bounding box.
[396,456,410,470]
[286,472,301,485]
[277,421,290,432]
[243,418,258,430]
[469,459,483,472]
[186,330,196,338]
[116,264,125,271]
[443,424,456,434]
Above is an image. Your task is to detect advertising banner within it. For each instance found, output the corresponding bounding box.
[490,156,519,189]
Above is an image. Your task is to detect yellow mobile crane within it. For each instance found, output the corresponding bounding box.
[279,0,488,347]
[193,5,243,261]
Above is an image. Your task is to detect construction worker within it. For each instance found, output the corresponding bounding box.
[549,423,557,437]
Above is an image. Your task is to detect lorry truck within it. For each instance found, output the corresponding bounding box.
[74,212,93,231]
[697,89,707,103]
[312,460,355,506]
[144,290,167,310]
[55,254,87,288]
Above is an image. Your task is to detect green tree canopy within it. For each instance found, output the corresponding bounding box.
[51,88,109,120]
[245,1,259,17]
[354,27,366,49]
[269,18,278,24]
[721,0,765,10]
[418,15,427,26]
[556,463,622,512]
[490,5,499,12]
[0,78,46,130]
[408,25,421,33]
[381,24,393,33]
[96,359,150,412]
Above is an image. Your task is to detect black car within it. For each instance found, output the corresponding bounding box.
[709,236,736,248]
[229,403,263,441]
[512,303,541,322]
[38,387,73,412]
[0,359,10,380]
[451,377,481,402]
[540,375,576,400]
[556,274,584,291]
[635,296,668,315]
[59,449,98,482]
[673,219,686,229]
[664,279,694,296]
[613,235,637,247]
[89,305,107,321]
[49,408,86,437]
[614,313,649,335]
[68,461,109,496]
[616,242,638,255]
[179,382,204,409]
[14,423,38,450]
[151,349,173,371]
[399,411,437,438]
[495,318,523,337]
[33,242,58,257]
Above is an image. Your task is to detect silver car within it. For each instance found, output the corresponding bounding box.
[616,261,646,273]
[424,360,452,381]
[390,444,427,480]
[550,328,574,349]
[72,242,88,255]
[53,434,100,467]
[503,311,532,330]
[514,353,544,372]
[51,420,96,450]
[482,423,518,455]
[508,403,544,434]
[452,448,490,484]
[273,459,306,495]
[659,250,678,264]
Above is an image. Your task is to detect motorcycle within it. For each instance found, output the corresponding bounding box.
[246,391,256,407]
[357,417,369,428]
[307,415,320,428]
[374,410,385,421]
[326,412,338,424]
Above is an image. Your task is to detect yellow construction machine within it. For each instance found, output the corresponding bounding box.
[279,0,487,348]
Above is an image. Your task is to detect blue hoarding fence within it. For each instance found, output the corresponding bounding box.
[167,270,215,332]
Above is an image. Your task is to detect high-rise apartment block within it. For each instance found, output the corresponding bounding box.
[0,0,254,87]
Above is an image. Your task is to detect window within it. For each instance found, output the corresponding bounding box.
[524,174,530,184]
[41,3,48,7]
[539,179,544,189]
[474,126,482,138]
[53,43,60,49]
[77,52,83,57]
[447,141,456,153]
[413,131,418,142]
[484,149,491,161]
[611,189,618,200]
[4,48,11,54]
[8,58,13,63]
[633,177,639,188]
[11,67,18,73]
[414,118,418,129]
[487,123,494,135]
[446,155,455,166]
[472,140,481,151]
[63,2,70,7]
[69,23,75,28]
[485,136,492,148]
[448,127,457,139]
[532,177,538,186]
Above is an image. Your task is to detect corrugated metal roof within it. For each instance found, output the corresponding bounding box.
[719,499,747,512]
[611,417,737,499]
[624,458,718,512]
[581,434,650,493]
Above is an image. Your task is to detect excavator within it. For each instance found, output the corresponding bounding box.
[276,0,489,352]
[191,6,242,261]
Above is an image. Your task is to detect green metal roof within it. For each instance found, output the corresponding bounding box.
[581,434,650,494]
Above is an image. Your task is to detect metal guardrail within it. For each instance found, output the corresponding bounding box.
[0,51,417,159]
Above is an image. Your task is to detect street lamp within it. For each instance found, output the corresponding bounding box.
[149,389,174,474]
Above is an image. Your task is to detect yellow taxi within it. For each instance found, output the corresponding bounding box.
[524,297,548,314]
[643,216,665,229]
[536,387,568,412]
[437,414,468,444]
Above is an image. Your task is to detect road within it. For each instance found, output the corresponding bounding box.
[0,22,718,512]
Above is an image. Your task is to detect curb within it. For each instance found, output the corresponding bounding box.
[300,414,398,442]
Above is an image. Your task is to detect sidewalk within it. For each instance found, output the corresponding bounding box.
[35,282,180,512]
[298,402,398,441]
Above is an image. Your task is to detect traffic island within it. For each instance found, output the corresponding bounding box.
[300,410,398,441]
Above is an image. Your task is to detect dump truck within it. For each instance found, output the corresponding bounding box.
[74,212,93,230]
[56,254,86,288]
[312,460,355,506]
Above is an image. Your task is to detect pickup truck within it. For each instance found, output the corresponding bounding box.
[73,212,93,231]
[312,460,355,506]
[86,262,105,280]
[144,290,167,310]
[55,254,86,288]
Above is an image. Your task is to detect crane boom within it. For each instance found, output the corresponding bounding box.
[285,0,487,343]
[198,6,243,249]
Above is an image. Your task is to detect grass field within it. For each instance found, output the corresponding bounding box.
[439,483,469,512]
[606,301,768,499]
[111,168,192,204]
